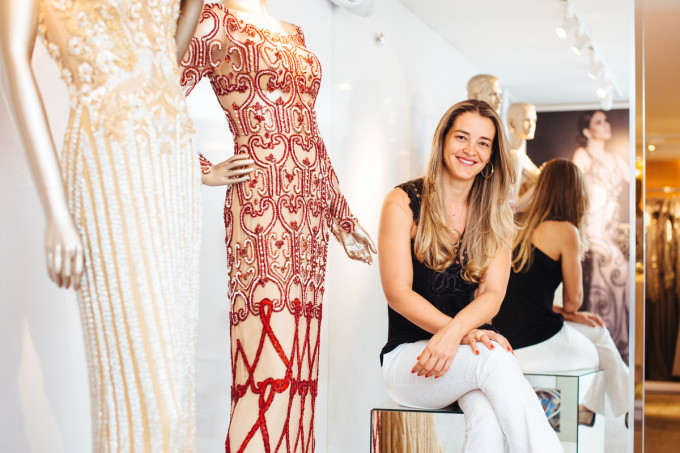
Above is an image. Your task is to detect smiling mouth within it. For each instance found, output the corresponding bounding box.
[457,157,477,166]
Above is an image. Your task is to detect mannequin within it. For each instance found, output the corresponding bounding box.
[0,0,204,451]
[180,1,376,451]
[466,74,503,113]
[506,102,540,202]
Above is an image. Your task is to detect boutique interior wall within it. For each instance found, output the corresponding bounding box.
[0,1,481,451]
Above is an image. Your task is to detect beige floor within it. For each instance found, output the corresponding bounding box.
[644,392,680,451]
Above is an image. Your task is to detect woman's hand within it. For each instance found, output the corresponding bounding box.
[202,154,254,186]
[340,224,377,264]
[461,329,513,355]
[411,324,464,378]
[562,310,605,328]
[44,209,84,290]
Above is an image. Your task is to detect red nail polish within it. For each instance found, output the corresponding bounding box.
[435,375,440,379]
[490,344,495,349]
[475,350,480,355]
[507,347,512,352]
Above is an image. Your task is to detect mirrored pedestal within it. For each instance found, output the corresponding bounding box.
[371,369,604,453]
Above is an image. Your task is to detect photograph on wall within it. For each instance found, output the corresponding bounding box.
[527,108,631,363]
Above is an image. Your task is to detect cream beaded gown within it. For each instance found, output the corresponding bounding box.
[38,1,201,451]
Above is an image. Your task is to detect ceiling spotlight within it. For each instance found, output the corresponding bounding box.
[596,85,610,99]
[599,90,613,110]
[556,17,579,39]
[648,144,656,151]
[588,61,605,80]
[571,33,590,56]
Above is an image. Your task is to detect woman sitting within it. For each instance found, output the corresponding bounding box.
[378,99,563,452]
[494,158,629,425]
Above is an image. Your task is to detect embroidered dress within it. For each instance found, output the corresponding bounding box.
[577,150,629,362]
[181,4,357,452]
[38,1,201,451]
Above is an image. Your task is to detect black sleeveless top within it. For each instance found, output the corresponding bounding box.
[493,247,565,349]
[380,178,479,364]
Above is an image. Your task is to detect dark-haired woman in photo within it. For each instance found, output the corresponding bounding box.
[378,99,563,452]
[494,158,629,425]
[572,111,630,361]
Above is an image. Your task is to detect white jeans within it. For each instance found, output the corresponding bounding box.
[513,322,629,416]
[381,340,564,453]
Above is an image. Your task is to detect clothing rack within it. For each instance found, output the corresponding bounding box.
[645,196,680,381]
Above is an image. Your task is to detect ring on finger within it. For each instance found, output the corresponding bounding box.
[474,330,485,341]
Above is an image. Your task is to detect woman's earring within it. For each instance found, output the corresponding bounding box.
[481,162,494,179]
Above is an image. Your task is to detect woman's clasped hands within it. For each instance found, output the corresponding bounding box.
[411,327,513,379]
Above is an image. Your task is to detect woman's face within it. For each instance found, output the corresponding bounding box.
[587,111,612,141]
[442,112,495,183]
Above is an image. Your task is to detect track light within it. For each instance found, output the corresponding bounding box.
[588,61,605,80]
[596,75,612,99]
[555,17,579,39]
[599,90,613,110]
[571,33,590,56]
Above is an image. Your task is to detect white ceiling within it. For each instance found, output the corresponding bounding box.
[399,0,632,109]
[398,0,680,161]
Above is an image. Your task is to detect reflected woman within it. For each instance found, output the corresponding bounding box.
[494,159,629,426]
[378,99,562,452]
[572,111,630,361]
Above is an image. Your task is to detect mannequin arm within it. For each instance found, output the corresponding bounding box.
[332,219,376,265]
[175,0,204,63]
[0,0,84,289]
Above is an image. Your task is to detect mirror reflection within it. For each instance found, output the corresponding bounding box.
[642,0,680,451]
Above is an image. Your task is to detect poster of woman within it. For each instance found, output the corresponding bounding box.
[527,108,630,363]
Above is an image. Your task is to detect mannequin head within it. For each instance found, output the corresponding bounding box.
[578,110,612,146]
[507,102,537,141]
[466,74,503,113]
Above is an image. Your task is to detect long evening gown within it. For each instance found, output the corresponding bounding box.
[181,4,357,452]
[577,149,629,363]
[38,1,201,451]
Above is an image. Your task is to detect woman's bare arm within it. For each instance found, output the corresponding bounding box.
[378,188,452,333]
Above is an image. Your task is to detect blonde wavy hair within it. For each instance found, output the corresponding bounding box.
[513,158,590,273]
[413,99,516,283]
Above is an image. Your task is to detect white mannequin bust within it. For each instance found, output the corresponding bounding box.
[506,102,540,203]
[467,74,503,113]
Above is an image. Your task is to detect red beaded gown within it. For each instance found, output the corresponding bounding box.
[180,4,357,452]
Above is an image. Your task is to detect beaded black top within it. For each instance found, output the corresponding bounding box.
[493,247,565,349]
[380,178,480,364]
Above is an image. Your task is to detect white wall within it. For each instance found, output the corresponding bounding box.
[325,1,481,451]
[0,1,481,451]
